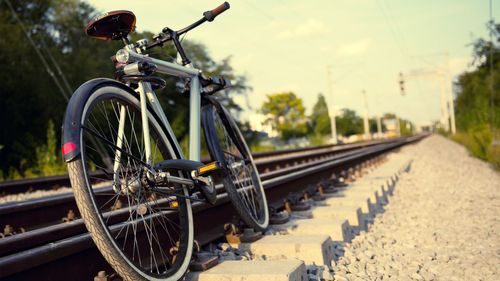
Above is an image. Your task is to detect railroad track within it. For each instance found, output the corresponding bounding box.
[0,139,396,232]
[0,139,392,196]
[0,135,426,281]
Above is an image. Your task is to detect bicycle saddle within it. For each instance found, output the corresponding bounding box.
[85,10,136,40]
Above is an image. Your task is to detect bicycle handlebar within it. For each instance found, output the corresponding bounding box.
[204,2,230,22]
[145,2,230,50]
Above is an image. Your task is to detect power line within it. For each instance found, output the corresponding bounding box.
[376,0,429,119]
[3,0,69,100]
[275,0,309,21]
[240,0,275,21]
[375,0,406,60]
[38,33,73,95]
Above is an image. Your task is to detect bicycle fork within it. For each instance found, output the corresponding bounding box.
[112,104,127,191]
[112,81,153,192]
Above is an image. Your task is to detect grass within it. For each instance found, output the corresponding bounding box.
[449,125,500,170]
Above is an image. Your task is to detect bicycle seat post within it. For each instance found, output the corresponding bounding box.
[122,36,130,47]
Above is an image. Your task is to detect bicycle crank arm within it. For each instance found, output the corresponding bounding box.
[155,173,195,186]
[152,186,207,203]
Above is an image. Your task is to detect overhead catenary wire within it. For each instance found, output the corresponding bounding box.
[377,0,426,94]
[375,0,407,61]
[240,0,275,21]
[37,34,73,95]
[375,0,435,125]
[3,0,69,101]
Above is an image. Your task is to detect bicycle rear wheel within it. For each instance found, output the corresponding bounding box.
[66,83,193,281]
[202,101,269,231]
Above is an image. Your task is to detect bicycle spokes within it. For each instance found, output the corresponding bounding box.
[213,111,264,222]
[80,97,189,275]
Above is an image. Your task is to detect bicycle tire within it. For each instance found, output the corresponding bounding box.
[202,100,269,231]
[66,84,193,281]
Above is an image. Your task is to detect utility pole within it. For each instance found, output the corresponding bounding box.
[445,52,456,134]
[326,66,338,144]
[438,76,450,132]
[377,115,383,139]
[396,117,401,137]
[362,90,370,140]
[408,52,456,133]
[406,69,451,132]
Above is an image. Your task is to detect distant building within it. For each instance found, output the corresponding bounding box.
[383,118,399,138]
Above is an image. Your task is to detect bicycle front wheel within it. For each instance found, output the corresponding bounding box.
[66,83,193,281]
[202,101,269,231]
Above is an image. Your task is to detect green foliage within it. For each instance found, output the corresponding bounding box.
[308,135,329,146]
[0,0,248,177]
[249,143,276,153]
[3,120,66,179]
[453,21,499,169]
[451,125,500,169]
[399,119,414,136]
[0,0,119,177]
[336,109,363,136]
[33,120,66,176]
[309,94,332,137]
[261,92,308,141]
[455,66,499,130]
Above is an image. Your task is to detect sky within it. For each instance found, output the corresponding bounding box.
[86,0,498,129]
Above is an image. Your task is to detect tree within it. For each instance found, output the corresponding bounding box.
[261,92,308,141]
[336,109,363,136]
[310,94,331,136]
[399,119,414,136]
[452,21,499,168]
[369,118,379,133]
[455,22,500,131]
[0,0,249,178]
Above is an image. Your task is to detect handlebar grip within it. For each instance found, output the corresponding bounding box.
[203,2,230,22]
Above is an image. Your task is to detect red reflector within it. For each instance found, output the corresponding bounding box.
[61,142,77,155]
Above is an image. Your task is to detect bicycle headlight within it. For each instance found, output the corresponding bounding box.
[115,49,129,63]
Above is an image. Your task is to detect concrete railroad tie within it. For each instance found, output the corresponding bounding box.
[186,260,307,281]
[186,157,412,281]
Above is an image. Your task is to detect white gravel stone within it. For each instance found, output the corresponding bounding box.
[0,181,110,204]
[0,186,73,204]
[334,135,500,281]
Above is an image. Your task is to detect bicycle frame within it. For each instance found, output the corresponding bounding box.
[117,47,204,166]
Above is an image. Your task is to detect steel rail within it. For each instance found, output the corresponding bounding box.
[0,142,385,258]
[0,139,396,233]
[0,139,392,195]
[0,135,426,281]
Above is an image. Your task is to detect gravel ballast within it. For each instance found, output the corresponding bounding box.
[333,135,500,281]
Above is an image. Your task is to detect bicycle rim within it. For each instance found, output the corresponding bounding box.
[205,104,269,229]
[78,89,192,280]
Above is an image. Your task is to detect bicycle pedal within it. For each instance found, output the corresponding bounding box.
[193,161,222,177]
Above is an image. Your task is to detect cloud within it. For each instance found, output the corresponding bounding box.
[277,19,327,40]
[337,38,372,56]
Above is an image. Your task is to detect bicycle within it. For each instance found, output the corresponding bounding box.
[60,2,269,280]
